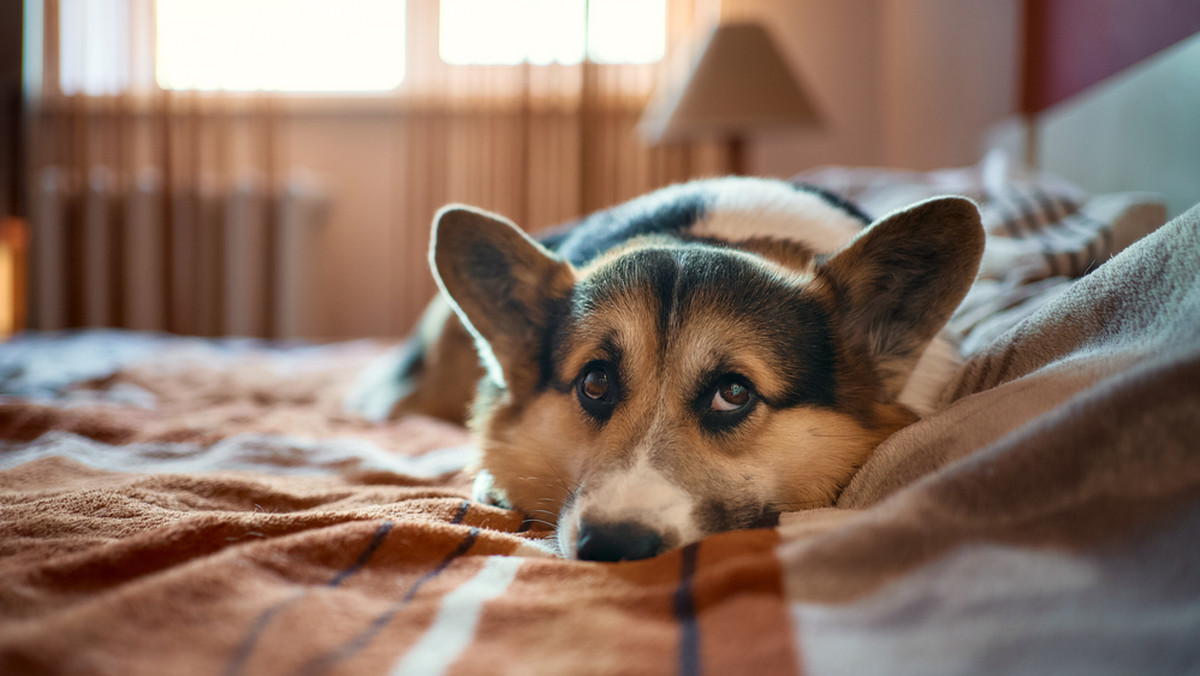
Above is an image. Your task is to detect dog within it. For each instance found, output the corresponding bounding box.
[347,177,984,561]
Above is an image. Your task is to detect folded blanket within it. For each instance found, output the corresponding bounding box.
[1,202,1197,675]
[783,202,1200,674]
[800,150,1168,355]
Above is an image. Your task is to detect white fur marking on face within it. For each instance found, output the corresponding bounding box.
[556,502,580,558]
[557,455,701,558]
[689,178,863,253]
[471,468,512,508]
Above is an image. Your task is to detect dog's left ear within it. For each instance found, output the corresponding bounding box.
[430,205,575,390]
[818,196,984,398]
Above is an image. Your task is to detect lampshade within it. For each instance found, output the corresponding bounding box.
[640,22,820,144]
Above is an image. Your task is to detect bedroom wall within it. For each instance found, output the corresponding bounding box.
[719,0,886,175]
[878,0,1022,171]
[723,0,1022,177]
[1022,0,1200,112]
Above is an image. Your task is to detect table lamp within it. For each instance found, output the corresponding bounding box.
[639,22,821,175]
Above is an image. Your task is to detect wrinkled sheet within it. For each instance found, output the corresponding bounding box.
[2,167,1197,675]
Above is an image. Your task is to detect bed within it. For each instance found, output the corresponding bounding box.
[4,20,1200,676]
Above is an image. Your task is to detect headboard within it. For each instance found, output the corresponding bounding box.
[1008,0,1200,218]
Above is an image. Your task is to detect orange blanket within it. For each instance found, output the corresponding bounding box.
[3,202,1199,675]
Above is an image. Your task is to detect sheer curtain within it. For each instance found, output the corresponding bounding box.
[27,0,730,338]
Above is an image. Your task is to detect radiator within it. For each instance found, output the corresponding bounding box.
[31,166,328,338]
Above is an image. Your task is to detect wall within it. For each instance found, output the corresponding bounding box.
[722,0,1022,177]
[1022,0,1200,112]
[720,0,885,176]
[879,0,1022,170]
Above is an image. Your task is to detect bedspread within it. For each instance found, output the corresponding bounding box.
[2,172,1198,674]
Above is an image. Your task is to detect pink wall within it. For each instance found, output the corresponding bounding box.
[1023,0,1200,112]
[723,0,1022,175]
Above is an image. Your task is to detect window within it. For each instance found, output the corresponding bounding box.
[439,0,666,65]
[58,0,132,95]
[55,0,664,96]
[155,0,407,91]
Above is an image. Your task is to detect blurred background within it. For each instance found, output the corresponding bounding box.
[0,0,1191,341]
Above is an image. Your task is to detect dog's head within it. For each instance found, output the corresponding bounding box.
[431,196,983,561]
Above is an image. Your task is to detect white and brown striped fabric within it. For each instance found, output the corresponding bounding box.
[798,151,1168,355]
[2,186,1198,675]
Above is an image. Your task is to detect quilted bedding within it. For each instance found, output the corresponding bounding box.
[2,156,1198,675]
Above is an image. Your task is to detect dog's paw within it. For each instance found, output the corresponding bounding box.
[472,469,512,509]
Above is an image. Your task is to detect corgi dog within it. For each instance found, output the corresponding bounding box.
[347,177,984,561]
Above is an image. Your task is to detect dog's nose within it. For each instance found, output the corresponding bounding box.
[575,520,664,562]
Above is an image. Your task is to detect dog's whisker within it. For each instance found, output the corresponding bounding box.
[506,440,573,505]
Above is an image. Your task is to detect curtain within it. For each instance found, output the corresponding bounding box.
[27,0,731,338]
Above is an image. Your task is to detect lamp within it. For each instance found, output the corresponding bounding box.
[639,22,820,175]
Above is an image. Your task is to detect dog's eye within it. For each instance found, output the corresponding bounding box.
[576,362,618,422]
[711,379,751,411]
[695,374,757,433]
[580,367,610,400]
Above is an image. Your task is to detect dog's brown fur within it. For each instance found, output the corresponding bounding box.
[424,193,983,559]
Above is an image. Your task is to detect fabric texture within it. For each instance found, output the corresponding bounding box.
[2,164,1198,675]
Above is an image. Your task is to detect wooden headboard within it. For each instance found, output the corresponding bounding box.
[1013,0,1200,217]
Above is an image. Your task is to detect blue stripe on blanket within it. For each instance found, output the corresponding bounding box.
[674,542,701,676]
[225,519,396,676]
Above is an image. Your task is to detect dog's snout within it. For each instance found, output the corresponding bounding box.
[576,520,664,562]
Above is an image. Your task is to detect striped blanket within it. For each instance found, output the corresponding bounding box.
[3,160,1199,675]
[799,150,1168,354]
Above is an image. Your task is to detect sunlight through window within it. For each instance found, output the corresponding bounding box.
[155,0,407,91]
[59,0,131,95]
[439,0,665,65]
[587,0,667,64]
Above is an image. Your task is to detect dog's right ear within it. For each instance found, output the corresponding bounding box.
[817,196,984,399]
[430,206,575,389]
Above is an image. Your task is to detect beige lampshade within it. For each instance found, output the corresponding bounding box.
[640,22,820,144]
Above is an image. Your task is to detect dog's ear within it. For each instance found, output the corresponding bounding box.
[817,196,984,398]
[430,205,574,389]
